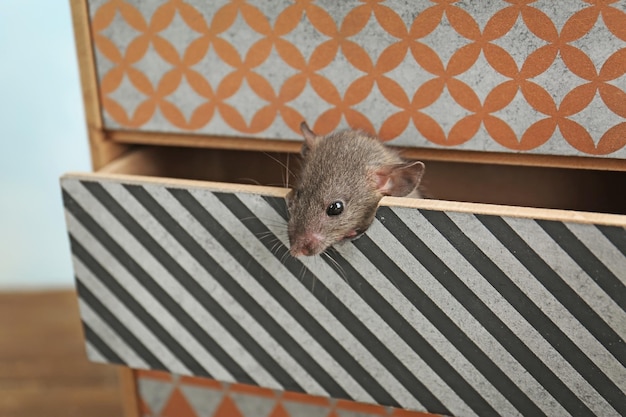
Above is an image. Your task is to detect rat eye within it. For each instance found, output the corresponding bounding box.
[326,201,344,216]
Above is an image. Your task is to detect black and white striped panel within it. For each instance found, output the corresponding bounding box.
[61,176,626,417]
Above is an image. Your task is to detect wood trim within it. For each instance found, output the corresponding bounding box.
[117,367,141,417]
[399,148,626,172]
[382,196,626,227]
[62,171,626,227]
[69,0,101,131]
[110,129,303,154]
[109,130,626,172]
[97,145,161,176]
[69,0,127,170]
[63,171,291,198]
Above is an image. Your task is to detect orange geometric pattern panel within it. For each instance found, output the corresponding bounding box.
[135,370,440,417]
[89,0,626,158]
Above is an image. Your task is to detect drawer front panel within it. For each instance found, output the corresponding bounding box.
[135,370,437,417]
[62,176,626,417]
[87,0,626,159]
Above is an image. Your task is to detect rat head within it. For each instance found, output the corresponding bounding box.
[287,122,425,257]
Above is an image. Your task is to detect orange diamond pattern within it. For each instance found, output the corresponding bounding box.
[136,370,439,417]
[90,0,626,158]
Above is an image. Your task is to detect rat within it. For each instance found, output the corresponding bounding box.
[286,122,425,257]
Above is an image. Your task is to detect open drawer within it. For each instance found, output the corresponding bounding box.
[61,146,626,417]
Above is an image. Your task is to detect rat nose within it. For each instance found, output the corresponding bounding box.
[289,233,323,257]
[290,246,313,257]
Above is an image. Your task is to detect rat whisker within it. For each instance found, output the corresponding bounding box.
[285,153,291,189]
[260,219,288,229]
[280,246,294,267]
[256,232,277,243]
[263,152,295,188]
[300,263,309,288]
[240,214,287,235]
[265,183,294,188]
[272,240,285,256]
[263,152,294,176]
[323,250,347,282]
[265,236,277,252]
[264,200,290,221]
[238,215,263,223]
[236,177,262,186]
[271,238,291,261]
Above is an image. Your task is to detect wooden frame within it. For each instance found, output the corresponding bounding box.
[118,368,140,417]
[69,0,128,170]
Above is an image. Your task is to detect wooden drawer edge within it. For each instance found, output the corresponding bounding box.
[109,130,626,172]
[61,171,626,227]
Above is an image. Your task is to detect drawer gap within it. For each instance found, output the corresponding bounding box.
[100,146,626,215]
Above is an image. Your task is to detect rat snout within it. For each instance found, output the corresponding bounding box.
[289,231,325,257]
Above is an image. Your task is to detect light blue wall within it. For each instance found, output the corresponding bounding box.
[0,1,91,288]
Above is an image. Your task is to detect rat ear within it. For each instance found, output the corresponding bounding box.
[300,122,320,156]
[374,161,425,197]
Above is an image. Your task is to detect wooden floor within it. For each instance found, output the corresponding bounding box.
[0,289,124,417]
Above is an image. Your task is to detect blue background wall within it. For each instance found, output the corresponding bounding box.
[0,1,90,288]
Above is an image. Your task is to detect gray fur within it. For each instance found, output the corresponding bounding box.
[287,124,424,256]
